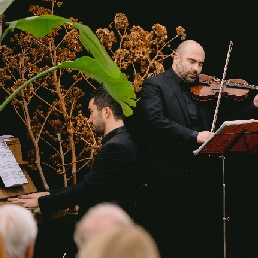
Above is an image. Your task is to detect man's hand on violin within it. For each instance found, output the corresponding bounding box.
[197,131,214,144]
[253,93,258,107]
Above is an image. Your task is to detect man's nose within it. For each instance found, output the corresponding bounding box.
[88,116,92,123]
[192,63,202,72]
[192,63,199,71]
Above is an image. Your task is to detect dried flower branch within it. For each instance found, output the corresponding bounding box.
[0,1,99,190]
[96,13,186,92]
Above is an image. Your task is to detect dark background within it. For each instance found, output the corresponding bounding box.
[2,0,258,136]
[1,1,258,257]
[3,0,258,82]
[2,0,258,135]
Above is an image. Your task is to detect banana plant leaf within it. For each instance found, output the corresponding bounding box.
[0,0,14,15]
[0,14,136,116]
[58,57,136,116]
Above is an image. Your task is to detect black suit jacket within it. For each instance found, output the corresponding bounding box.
[141,68,258,178]
[38,126,140,218]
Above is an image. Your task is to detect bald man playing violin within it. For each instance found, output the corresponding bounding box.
[141,39,258,180]
[139,40,258,257]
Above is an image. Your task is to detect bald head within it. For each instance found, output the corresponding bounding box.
[175,40,204,57]
[172,40,205,83]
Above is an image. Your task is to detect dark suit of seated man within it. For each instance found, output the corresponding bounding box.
[8,86,140,257]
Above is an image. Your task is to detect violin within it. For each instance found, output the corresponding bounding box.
[190,74,258,101]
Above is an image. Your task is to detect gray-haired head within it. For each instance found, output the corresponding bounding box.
[74,203,132,250]
[0,204,37,258]
[77,224,161,258]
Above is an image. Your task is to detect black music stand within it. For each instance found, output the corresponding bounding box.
[193,119,258,258]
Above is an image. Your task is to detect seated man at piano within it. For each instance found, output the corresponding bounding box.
[8,86,140,220]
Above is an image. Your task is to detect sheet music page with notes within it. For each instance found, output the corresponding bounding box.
[0,137,28,187]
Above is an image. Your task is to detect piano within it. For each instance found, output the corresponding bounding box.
[0,137,67,223]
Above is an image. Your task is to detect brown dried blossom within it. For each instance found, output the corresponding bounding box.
[176,26,186,40]
[152,24,168,45]
[57,2,63,7]
[96,13,186,92]
[0,2,97,189]
[29,5,52,16]
[96,28,117,50]
[114,13,129,30]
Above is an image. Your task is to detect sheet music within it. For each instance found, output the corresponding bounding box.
[193,119,258,155]
[0,137,28,187]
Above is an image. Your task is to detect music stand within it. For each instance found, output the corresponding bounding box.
[193,119,258,258]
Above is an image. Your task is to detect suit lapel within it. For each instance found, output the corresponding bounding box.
[164,68,192,126]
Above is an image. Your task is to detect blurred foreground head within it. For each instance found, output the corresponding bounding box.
[74,202,132,250]
[0,204,37,258]
[78,224,160,258]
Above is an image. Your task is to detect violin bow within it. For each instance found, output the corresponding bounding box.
[211,41,233,133]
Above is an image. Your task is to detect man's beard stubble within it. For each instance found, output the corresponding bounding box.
[93,113,105,136]
[176,61,198,83]
[93,122,105,136]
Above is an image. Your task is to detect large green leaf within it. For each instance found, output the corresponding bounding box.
[0,14,136,116]
[0,57,136,116]
[71,22,120,79]
[7,15,70,37]
[0,0,14,15]
[6,15,120,79]
[58,57,136,116]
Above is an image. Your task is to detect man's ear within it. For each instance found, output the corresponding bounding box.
[101,107,112,119]
[173,52,180,65]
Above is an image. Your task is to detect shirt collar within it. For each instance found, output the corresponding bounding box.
[101,126,126,145]
[171,68,182,84]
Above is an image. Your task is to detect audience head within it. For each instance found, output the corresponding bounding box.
[74,203,132,250]
[0,204,37,258]
[78,224,161,258]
